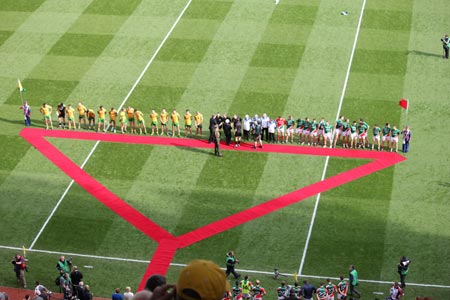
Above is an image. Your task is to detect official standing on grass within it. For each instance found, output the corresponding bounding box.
[401,126,411,153]
[12,253,27,288]
[20,101,31,126]
[214,125,223,157]
[209,114,217,143]
[441,34,450,59]
[348,265,360,298]
[397,256,411,288]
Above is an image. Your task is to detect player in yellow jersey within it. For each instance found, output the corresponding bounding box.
[87,108,95,130]
[184,109,193,137]
[194,111,204,136]
[77,102,87,129]
[126,106,136,134]
[171,109,181,137]
[149,109,159,135]
[109,107,118,133]
[160,108,169,136]
[134,108,147,135]
[97,105,107,132]
[39,103,53,130]
[66,104,76,130]
[119,108,127,134]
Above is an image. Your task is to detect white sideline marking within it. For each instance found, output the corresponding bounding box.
[28,0,193,249]
[298,0,368,275]
[1,245,449,289]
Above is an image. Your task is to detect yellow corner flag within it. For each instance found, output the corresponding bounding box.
[22,245,26,257]
[293,272,298,282]
[18,79,25,93]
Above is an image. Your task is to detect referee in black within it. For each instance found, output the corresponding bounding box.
[441,34,450,59]
[225,250,240,278]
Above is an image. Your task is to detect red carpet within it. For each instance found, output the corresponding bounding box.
[20,128,406,290]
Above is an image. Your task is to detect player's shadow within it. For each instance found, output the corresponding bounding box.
[0,117,32,126]
[409,50,442,58]
[171,142,212,155]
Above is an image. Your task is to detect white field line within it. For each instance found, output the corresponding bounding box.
[298,0,368,275]
[28,0,193,249]
[1,245,448,289]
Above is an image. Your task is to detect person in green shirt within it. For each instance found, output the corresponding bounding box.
[390,125,401,152]
[381,123,391,151]
[286,116,295,143]
[315,282,328,300]
[322,121,333,148]
[372,124,381,151]
[333,116,345,148]
[226,251,240,278]
[349,265,360,298]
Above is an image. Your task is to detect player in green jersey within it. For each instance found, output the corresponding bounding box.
[317,117,325,145]
[390,125,401,152]
[372,124,381,151]
[349,121,358,149]
[357,119,369,149]
[302,117,311,145]
[333,116,345,148]
[341,118,350,148]
[251,280,266,300]
[381,123,391,151]
[316,283,328,300]
[286,115,295,143]
[336,276,348,300]
[232,280,243,300]
[310,118,319,146]
[325,279,337,300]
[276,281,288,300]
[322,121,333,148]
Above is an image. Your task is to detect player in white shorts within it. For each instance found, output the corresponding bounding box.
[371,124,381,151]
[322,121,333,148]
[381,123,391,151]
[302,117,311,145]
[332,116,345,148]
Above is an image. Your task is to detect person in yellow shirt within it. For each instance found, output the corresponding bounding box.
[97,105,107,132]
[171,109,181,137]
[87,108,96,130]
[109,107,118,133]
[119,108,127,134]
[184,109,193,137]
[194,111,204,136]
[126,106,136,134]
[160,108,169,136]
[77,102,87,129]
[134,108,147,135]
[39,103,53,130]
[66,104,76,130]
[149,109,159,136]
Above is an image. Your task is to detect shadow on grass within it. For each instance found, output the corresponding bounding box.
[409,50,443,58]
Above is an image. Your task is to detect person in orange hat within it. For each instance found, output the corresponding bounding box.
[176,260,230,300]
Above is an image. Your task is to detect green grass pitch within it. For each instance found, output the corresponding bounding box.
[0,0,450,298]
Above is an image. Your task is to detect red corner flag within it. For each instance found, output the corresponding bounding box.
[399,98,409,110]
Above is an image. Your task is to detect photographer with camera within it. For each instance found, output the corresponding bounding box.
[441,34,450,59]
[397,256,411,289]
[12,253,27,288]
[56,256,72,274]
[225,251,240,278]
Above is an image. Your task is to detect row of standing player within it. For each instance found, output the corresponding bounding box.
[31,103,411,153]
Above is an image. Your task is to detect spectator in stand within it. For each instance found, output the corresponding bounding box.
[123,287,134,300]
[60,272,72,300]
[12,253,27,288]
[84,285,93,300]
[0,292,9,300]
[56,256,72,274]
[70,266,83,287]
[133,274,166,300]
[34,281,51,300]
[176,260,229,300]
[74,281,86,300]
[112,288,124,300]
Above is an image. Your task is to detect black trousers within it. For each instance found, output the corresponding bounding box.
[268,132,275,143]
[262,127,268,141]
[243,130,250,140]
[209,128,215,143]
[444,46,449,59]
[225,133,232,145]
[226,266,240,278]
[399,273,407,288]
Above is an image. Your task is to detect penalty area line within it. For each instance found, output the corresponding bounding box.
[0,245,448,289]
[27,0,194,250]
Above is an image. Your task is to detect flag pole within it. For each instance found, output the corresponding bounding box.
[405,100,409,125]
